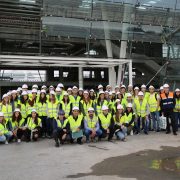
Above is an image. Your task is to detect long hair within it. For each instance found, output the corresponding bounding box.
[115,110,124,123]
[31,113,38,125]
[2,99,10,105]
[39,94,47,104]
[20,95,29,104]
[49,95,56,103]
[125,107,133,115]
[82,95,91,104]
[11,95,18,102]
[0,117,6,125]
[12,112,22,123]
[28,97,36,107]
[62,96,70,104]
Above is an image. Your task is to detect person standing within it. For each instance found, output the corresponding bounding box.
[174,88,180,132]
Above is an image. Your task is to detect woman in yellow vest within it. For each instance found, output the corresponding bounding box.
[11,108,25,143]
[174,88,180,131]
[124,103,135,135]
[67,106,84,145]
[89,89,96,102]
[0,94,13,130]
[24,109,42,142]
[133,87,139,101]
[47,91,59,138]
[59,92,73,118]
[84,107,102,143]
[0,112,13,144]
[10,90,19,112]
[98,105,114,141]
[80,91,94,116]
[37,89,48,137]
[114,104,127,141]
[53,110,69,147]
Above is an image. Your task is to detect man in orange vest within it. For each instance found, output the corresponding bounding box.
[160,84,177,135]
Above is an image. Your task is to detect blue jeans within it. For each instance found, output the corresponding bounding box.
[150,111,160,131]
[174,112,180,131]
[84,129,102,140]
[116,127,127,140]
[135,116,149,133]
[0,132,13,142]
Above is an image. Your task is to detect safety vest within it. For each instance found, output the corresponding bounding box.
[98,113,112,129]
[113,114,127,126]
[174,98,180,112]
[160,92,174,110]
[134,98,148,117]
[56,119,68,128]
[60,101,72,118]
[18,102,28,119]
[47,101,59,118]
[69,95,81,107]
[0,103,12,123]
[0,123,9,134]
[68,115,84,132]
[144,92,150,100]
[125,112,135,126]
[37,102,48,116]
[148,93,160,112]
[12,118,25,130]
[95,100,108,115]
[85,114,98,129]
[26,117,41,130]
[56,95,63,103]
[81,100,93,115]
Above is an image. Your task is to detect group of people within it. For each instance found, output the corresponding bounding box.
[0,83,179,147]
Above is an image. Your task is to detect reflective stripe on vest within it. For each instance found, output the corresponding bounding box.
[98,113,111,129]
[85,115,98,129]
[68,115,83,132]
[135,99,148,117]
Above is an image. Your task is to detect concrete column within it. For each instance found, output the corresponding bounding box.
[128,60,133,86]
[78,67,83,88]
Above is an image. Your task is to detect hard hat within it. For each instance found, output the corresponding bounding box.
[72,106,79,111]
[105,91,109,94]
[98,84,103,89]
[149,85,154,89]
[160,86,164,90]
[22,84,28,89]
[116,99,121,103]
[17,87,22,92]
[102,105,108,111]
[109,92,113,96]
[99,91,105,95]
[7,92,11,96]
[55,87,61,92]
[83,90,89,94]
[41,85,47,89]
[40,89,46,94]
[31,89,37,93]
[2,94,8,99]
[79,88,83,91]
[32,84,38,89]
[11,90,17,94]
[88,107,94,112]
[126,93,132,97]
[127,103,133,108]
[67,87,72,91]
[49,85,54,89]
[115,85,119,89]
[0,112,4,117]
[31,109,37,113]
[22,91,28,96]
[14,108,21,113]
[134,87,139,90]
[175,88,180,92]
[57,83,64,88]
[138,91,144,96]
[128,84,133,87]
[72,86,78,89]
[163,84,169,88]
[117,104,124,110]
[50,91,56,95]
[141,84,146,88]
[89,89,94,92]
[106,84,111,88]
[120,85,126,89]
[63,92,69,96]
[112,91,115,94]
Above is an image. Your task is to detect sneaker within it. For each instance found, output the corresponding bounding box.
[130,130,133,136]
[144,131,148,135]
[5,141,8,145]
[173,132,177,136]
[17,139,21,143]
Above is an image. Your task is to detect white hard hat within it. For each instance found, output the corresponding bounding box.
[149,85,154,89]
[7,92,11,96]
[115,85,119,89]
[57,83,64,88]
[127,103,133,108]
[128,84,133,87]
[89,89,94,92]
[50,91,56,95]
[99,91,105,95]
[79,88,83,91]
[11,90,17,94]
[163,84,169,88]
[14,108,21,113]
[32,84,38,89]
[40,89,46,94]
[22,84,28,89]
[127,93,132,97]
[72,106,79,111]
[88,107,94,112]
[138,91,144,96]
[106,84,111,88]
[98,84,103,89]
[105,91,109,94]
[120,85,126,89]
[67,87,72,91]
[116,99,121,103]
[41,85,47,89]
[141,84,146,88]
[31,109,37,113]
[102,105,109,111]
[134,87,139,90]
[0,112,4,117]
[2,94,8,99]
[109,92,113,96]
[17,87,22,92]
[112,91,115,94]
[55,87,61,92]
[63,91,69,96]
[117,104,124,110]
[160,86,164,90]
[72,86,78,89]
[22,91,28,96]
[49,85,54,89]
[83,90,89,94]
[175,88,180,92]
[31,89,37,93]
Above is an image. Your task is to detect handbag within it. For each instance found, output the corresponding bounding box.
[72,129,83,139]
[159,116,167,130]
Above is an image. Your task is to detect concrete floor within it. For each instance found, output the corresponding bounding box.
[0,132,179,180]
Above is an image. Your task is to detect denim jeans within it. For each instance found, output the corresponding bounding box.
[174,112,180,131]
[150,111,160,131]
[0,132,13,142]
[135,116,149,133]
[116,127,127,140]
[84,129,102,140]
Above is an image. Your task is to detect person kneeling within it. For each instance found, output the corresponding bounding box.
[84,107,102,143]
[53,110,69,147]
[24,109,42,142]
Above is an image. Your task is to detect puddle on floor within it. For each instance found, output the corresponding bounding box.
[67,146,180,180]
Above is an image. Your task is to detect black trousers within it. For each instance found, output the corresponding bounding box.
[17,129,25,139]
[24,127,42,141]
[53,128,67,143]
[40,116,47,135]
[100,127,114,140]
[164,110,176,133]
